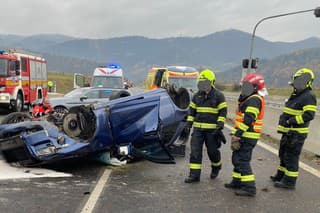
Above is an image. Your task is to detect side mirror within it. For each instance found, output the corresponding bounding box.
[80,96,88,101]
[314,7,320,18]
[15,61,20,70]
[15,61,20,75]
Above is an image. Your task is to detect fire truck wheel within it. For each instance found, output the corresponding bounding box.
[1,112,32,124]
[13,93,24,112]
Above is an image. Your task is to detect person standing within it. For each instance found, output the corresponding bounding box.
[271,68,317,189]
[225,73,268,197]
[184,69,227,183]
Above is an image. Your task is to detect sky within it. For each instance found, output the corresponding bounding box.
[0,0,319,42]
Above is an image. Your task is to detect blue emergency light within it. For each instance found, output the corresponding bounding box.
[107,63,121,69]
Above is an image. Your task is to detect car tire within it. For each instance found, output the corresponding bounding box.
[1,112,32,124]
[54,106,69,114]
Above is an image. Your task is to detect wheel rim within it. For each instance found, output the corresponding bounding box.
[16,95,23,111]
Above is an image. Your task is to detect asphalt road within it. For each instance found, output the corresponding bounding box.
[96,125,320,213]
[1,122,320,212]
[1,93,320,212]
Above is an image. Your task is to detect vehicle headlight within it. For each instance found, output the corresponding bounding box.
[0,95,9,100]
[37,146,57,155]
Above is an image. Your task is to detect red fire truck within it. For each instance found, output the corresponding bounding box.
[0,49,48,112]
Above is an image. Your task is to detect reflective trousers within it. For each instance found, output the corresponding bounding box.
[189,129,222,177]
[275,133,306,185]
[231,138,257,189]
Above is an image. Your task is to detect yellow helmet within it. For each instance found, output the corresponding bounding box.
[198,69,216,86]
[291,68,315,90]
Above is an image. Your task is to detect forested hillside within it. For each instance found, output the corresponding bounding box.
[1,29,320,86]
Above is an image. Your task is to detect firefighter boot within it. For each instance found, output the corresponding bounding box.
[274,180,295,190]
[224,180,241,190]
[234,187,256,197]
[210,167,221,179]
[270,171,284,182]
[184,175,200,183]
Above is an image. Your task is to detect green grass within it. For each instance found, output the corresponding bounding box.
[48,72,74,94]
[48,72,320,98]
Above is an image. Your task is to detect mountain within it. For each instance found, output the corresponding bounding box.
[1,29,320,84]
[43,53,102,75]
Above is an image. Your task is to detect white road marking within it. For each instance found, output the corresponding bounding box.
[80,168,111,213]
[225,124,320,178]
[0,160,72,180]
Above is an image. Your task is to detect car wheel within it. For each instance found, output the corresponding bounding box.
[62,113,82,138]
[54,106,69,114]
[1,112,32,124]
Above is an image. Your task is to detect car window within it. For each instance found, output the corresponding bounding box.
[85,90,100,99]
[64,89,85,98]
[100,89,113,98]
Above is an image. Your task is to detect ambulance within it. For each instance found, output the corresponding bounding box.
[145,66,199,92]
[74,63,125,89]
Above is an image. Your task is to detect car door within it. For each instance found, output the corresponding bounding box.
[73,73,86,88]
[108,94,175,164]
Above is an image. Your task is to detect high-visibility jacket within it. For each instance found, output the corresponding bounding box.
[187,87,227,130]
[231,94,265,139]
[277,89,317,135]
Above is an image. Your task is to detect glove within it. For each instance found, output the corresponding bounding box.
[279,115,290,127]
[216,121,224,130]
[183,122,192,135]
[217,130,226,144]
[230,135,241,151]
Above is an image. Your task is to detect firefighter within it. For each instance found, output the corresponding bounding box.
[184,69,227,183]
[48,80,53,92]
[271,68,317,189]
[225,73,267,197]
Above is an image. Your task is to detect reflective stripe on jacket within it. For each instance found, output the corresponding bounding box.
[277,89,317,135]
[232,94,265,139]
[187,87,227,130]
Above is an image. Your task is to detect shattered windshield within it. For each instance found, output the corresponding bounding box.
[169,77,198,90]
[0,59,8,77]
[92,76,123,89]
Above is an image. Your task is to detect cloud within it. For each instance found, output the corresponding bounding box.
[0,0,319,41]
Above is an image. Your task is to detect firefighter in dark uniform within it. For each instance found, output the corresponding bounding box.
[225,73,268,197]
[271,68,317,189]
[184,69,227,183]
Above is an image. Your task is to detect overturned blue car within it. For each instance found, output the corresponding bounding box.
[0,87,191,166]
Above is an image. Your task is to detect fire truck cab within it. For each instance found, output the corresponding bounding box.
[0,49,47,112]
[145,66,199,92]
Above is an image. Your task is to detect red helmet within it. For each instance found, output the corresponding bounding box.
[241,73,268,96]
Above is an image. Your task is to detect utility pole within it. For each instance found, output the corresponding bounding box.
[242,7,320,79]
